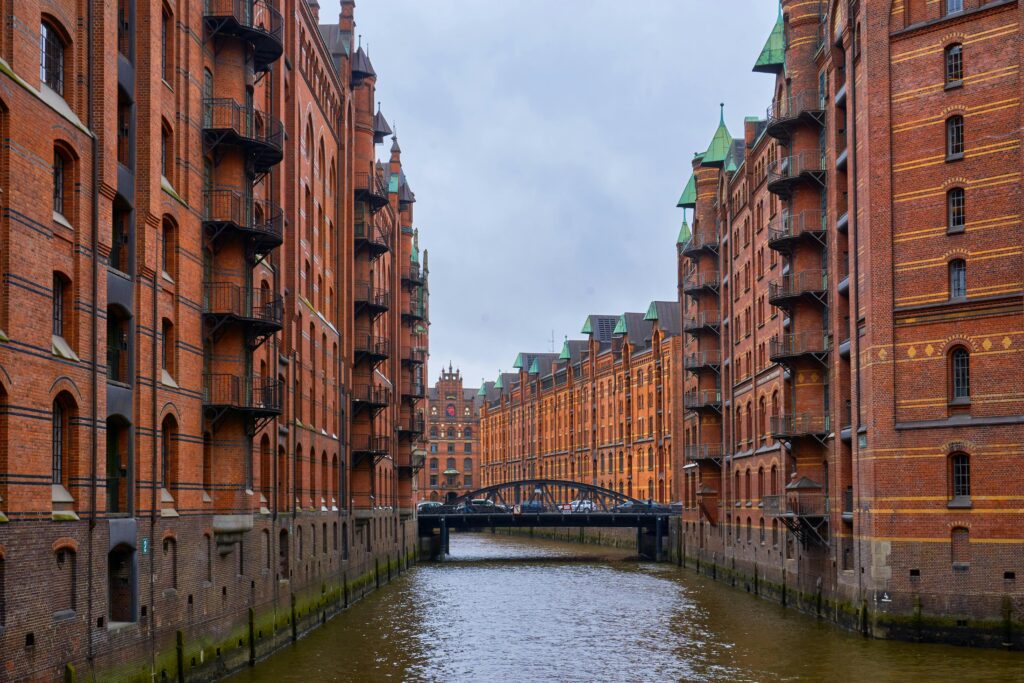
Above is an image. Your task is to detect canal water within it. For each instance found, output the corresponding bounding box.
[229,533,1023,682]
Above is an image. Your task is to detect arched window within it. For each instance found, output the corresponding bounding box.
[757,467,764,499]
[260,434,271,502]
[945,115,964,159]
[55,546,76,612]
[758,397,767,442]
[430,427,437,438]
[447,428,455,438]
[52,392,76,489]
[162,537,177,589]
[945,44,963,85]
[949,259,966,299]
[160,4,173,81]
[745,469,751,501]
[947,188,965,233]
[950,347,970,400]
[464,427,472,438]
[647,447,654,470]
[40,19,67,95]
[160,415,177,491]
[111,198,131,272]
[463,458,472,472]
[53,146,72,217]
[950,452,971,500]
[161,217,176,278]
[951,526,970,567]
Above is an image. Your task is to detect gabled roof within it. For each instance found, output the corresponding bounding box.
[753,8,785,74]
[645,301,681,336]
[676,174,697,208]
[701,105,733,167]
[786,476,823,491]
[530,353,559,378]
[559,339,588,364]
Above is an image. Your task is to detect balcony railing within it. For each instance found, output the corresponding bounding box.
[765,90,826,140]
[402,263,425,286]
[202,98,283,171]
[203,0,284,72]
[684,389,722,411]
[403,379,426,399]
[204,282,283,330]
[682,270,720,294]
[683,311,721,333]
[770,413,830,439]
[404,302,427,321]
[762,491,827,518]
[767,152,827,196]
[354,170,390,208]
[767,270,828,308]
[402,345,427,365]
[354,221,390,255]
[353,332,390,362]
[683,350,721,371]
[203,374,282,415]
[685,444,723,463]
[354,281,390,316]
[681,231,720,257]
[203,188,283,255]
[351,434,390,455]
[768,331,829,363]
[350,384,391,409]
[767,210,826,253]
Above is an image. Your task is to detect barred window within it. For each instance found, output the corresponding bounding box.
[947,188,965,232]
[945,44,963,84]
[949,259,966,299]
[40,21,65,95]
[951,348,970,399]
[946,116,964,158]
[951,453,970,498]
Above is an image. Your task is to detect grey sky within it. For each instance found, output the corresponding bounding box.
[320,0,779,388]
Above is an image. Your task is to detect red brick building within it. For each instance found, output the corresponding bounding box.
[0,0,428,678]
[679,0,1023,647]
[421,365,481,503]
[479,302,685,506]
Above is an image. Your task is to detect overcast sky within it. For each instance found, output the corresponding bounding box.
[320,0,779,389]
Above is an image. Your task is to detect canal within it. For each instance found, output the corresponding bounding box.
[229,533,1023,682]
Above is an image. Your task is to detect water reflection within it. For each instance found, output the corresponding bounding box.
[230,533,1024,682]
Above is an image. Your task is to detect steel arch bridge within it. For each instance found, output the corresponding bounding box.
[416,479,674,561]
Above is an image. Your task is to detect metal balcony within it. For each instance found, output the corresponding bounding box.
[203,188,283,258]
[202,98,283,172]
[765,90,826,142]
[354,221,390,257]
[763,481,829,547]
[767,210,827,254]
[685,444,723,465]
[203,374,282,433]
[203,0,284,72]
[402,302,427,322]
[682,270,720,295]
[353,332,390,365]
[354,281,390,317]
[683,311,720,334]
[768,331,829,365]
[401,263,425,287]
[683,350,721,373]
[681,231,720,258]
[767,152,827,197]
[770,413,831,441]
[402,379,426,400]
[767,270,828,309]
[354,170,390,209]
[683,389,722,413]
[351,435,390,466]
[203,282,283,348]
[350,384,391,415]
[397,416,426,440]
[401,345,427,366]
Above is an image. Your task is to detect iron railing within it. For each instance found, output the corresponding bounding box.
[763,491,827,518]
[203,374,282,412]
[768,152,826,186]
[683,311,721,332]
[682,270,720,293]
[768,331,828,361]
[684,389,722,410]
[204,282,283,325]
[350,384,391,406]
[351,434,389,454]
[767,210,826,249]
[766,90,826,130]
[683,350,721,370]
[768,270,828,304]
[202,98,284,152]
[685,444,724,462]
[770,413,830,438]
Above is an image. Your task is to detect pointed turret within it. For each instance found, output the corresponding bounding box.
[677,217,691,246]
[753,6,785,74]
[373,103,392,143]
[352,40,376,82]
[676,173,697,208]
[701,104,733,167]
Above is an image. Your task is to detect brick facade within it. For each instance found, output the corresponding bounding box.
[678,0,1023,647]
[0,0,429,679]
[421,366,481,503]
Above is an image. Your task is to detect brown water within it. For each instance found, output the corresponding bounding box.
[229,533,1024,682]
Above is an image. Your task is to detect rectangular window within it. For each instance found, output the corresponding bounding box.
[947,189,965,232]
[53,275,65,337]
[53,152,65,215]
[952,455,970,498]
[52,402,65,484]
[945,45,963,84]
[949,261,966,298]
[946,117,964,159]
[945,0,963,15]
[40,23,64,95]
[952,350,970,399]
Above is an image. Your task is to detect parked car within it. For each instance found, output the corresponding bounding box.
[516,500,545,513]
[612,500,670,513]
[570,499,595,513]
[417,501,442,514]
[455,498,496,513]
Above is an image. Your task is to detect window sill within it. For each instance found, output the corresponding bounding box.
[162,271,175,284]
[947,496,972,509]
[944,80,963,91]
[945,153,964,163]
[948,397,971,407]
[53,211,73,229]
[52,334,80,362]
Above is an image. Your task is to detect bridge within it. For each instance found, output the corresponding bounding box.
[417,479,674,561]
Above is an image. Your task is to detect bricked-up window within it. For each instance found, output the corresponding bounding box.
[945,116,964,159]
[945,44,963,85]
[950,347,971,400]
[40,20,65,95]
[947,188,965,233]
[163,538,177,589]
[944,0,963,15]
[949,259,967,299]
[55,547,76,613]
[951,527,970,566]
[203,433,213,495]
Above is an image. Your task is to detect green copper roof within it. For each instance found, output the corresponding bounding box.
[726,156,738,173]
[559,339,571,360]
[411,228,420,263]
[677,218,691,245]
[389,173,400,193]
[644,301,659,321]
[701,104,733,167]
[477,384,486,396]
[414,323,427,334]
[581,317,593,334]
[676,174,697,208]
[513,353,524,369]
[753,8,785,74]
[529,358,540,375]
[613,315,628,336]
[494,373,504,389]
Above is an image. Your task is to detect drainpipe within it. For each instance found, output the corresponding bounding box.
[86,0,99,668]
[846,0,864,598]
